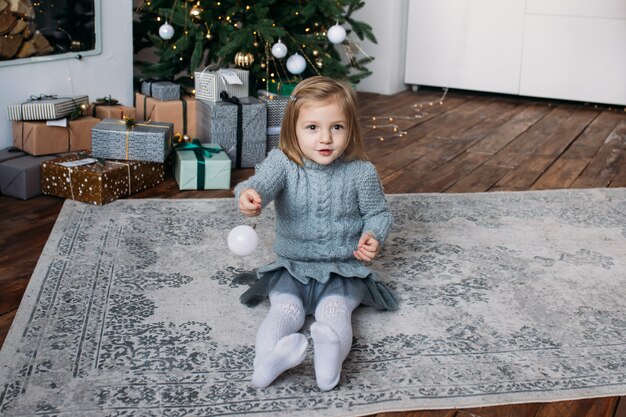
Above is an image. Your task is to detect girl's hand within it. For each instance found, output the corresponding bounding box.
[354,232,380,262]
[239,188,262,217]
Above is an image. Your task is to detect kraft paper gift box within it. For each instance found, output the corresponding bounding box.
[91,118,174,163]
[194,68,249,102]
[134,93,198,138]
[0,154,58,199]
[41,154,165,205]
[88,97,136,120]
[140,80,180,101]
[173,142,231,190]
[12,117,100,156]
[7,95,90,121]
[259,95,288,153]
[197,96,266,168]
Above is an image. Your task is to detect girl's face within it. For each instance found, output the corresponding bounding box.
[295,100,349,165]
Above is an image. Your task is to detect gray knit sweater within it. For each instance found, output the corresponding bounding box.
[234,149,393,285]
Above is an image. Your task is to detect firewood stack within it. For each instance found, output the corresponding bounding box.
[0,0,53,60]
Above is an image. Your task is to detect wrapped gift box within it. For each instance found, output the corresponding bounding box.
[140,80,180,101]
[197,97,266,168]
[0,147,26,163]
[89,102,136,120]
[174,142,231,190]
[267,81,298,97]
[194,68,249,102]
[135,93,197,138]
[91,119,173,163]
[174,141,232,190]
[12,117,100,156]
[7,95,89,121]
[41,154,165,205]
[259,95,288,152]
[0,154,58,199]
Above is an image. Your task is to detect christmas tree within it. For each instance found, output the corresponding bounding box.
[133,0,376,93]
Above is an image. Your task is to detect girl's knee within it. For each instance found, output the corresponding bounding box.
[269,293,305,322]
[315,295,356,322]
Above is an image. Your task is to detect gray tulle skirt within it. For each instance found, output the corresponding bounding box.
[237,268,398,314]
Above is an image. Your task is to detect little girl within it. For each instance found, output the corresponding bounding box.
[234,76,397,391]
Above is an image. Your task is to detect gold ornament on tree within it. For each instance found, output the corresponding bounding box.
[189,3,203,21]
[234,52,255,68]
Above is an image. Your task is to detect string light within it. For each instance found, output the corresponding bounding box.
[361,89,448,141]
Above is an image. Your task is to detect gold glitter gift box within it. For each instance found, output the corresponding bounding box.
[41,154,165,205]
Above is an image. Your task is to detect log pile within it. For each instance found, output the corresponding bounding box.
[0,0,53,60]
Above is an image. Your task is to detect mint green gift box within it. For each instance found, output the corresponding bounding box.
[173,141,231,190]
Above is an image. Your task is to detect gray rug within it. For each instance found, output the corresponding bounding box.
[2,189,626,416]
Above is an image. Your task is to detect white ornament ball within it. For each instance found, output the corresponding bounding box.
[286,53,306,75]
[271,40,288,59]
[228,225,258,257]
[159,22,175,40]
[327,23,347,44]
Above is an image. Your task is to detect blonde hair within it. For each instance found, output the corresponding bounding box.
[278,76,368,166]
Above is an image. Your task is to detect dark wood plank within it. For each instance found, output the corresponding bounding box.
[529,109,623,190]
[614,397,626,417]
[458,403,540,417]
[534,397,619,417]
[571,119,626,188]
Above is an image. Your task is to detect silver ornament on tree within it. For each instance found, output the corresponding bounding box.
[286,53,306,75]
[159,21,175,40]
[271,39,288,59]
[327,23,347,44]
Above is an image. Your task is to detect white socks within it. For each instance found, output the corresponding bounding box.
[312,296,360,391]
[251,292,359,391]
[252,293,307,388]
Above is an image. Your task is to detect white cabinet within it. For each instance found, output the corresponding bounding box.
[404,0,626,106]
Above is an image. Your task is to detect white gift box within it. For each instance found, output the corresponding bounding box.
[7,95,89,121]
[194,68,249,102]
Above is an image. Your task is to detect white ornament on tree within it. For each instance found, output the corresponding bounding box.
[159,21,175,40]
[271,39,288,59]
[228,225,258,257]
[286,53,306,75]
[327,23,347,44]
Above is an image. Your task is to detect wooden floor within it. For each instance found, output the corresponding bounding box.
[1,87,625,416]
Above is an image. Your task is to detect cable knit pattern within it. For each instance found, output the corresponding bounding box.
[234,149,393,285]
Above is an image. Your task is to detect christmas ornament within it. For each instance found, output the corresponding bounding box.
[271,39,288,59]
[234,51,255,68]
[190,4,203,19]
[228,225,258,257]
[327,23,347,44]
[158,21,175,40]
[286,53,306,75]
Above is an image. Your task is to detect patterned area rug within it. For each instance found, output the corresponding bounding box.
[2,189,626,416]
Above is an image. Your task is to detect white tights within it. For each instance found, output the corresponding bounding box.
[251,291,360,391]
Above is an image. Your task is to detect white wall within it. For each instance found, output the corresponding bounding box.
[0,0,134,150]
[353,0,409,95]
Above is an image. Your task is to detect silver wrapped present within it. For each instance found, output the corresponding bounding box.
[194,68,249,102]
[140,80,180,101]
[197,96,266,168]
[7,95,89,121]
[259,95,288,153]
[91,118,173,163]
